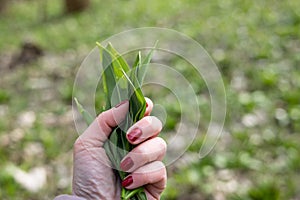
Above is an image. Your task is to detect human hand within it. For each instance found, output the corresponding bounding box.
[60,98,166,200]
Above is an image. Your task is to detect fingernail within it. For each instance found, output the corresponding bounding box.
[115,100,128,108]
[120,157,134,171]
[146,102,148,107]
[127,128,142,142]
[122,176,133,187]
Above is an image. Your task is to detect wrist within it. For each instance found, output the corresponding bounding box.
[54,194,86,200]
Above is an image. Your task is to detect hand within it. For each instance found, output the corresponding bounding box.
[66,98,167,200]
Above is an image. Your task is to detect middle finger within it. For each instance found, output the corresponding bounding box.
[120,137,167,172]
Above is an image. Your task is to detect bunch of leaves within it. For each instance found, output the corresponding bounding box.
[75,42,155,200]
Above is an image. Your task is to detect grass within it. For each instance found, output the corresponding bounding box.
[0,0,300,199]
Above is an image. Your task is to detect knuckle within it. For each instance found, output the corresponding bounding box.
[150,161,166,182]
[96,113,104,127]
[161,173,167,189]
[155,137,167,151]
[156,137,167,159]
[151,161,166,173]
[97,111,108,124]
[73,137,84,152]
[151,116,163,131]
[96,110,112,132]
[141,116,162,131]
[151,115,161,123]
[141,116,153,126]
[156,161,166,170]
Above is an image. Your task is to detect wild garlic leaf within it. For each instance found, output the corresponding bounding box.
[76,42,153,199]
[106,42,130,73]
[97,42,154,200]
[121,69,146,125]
[132,51,142,71]
[98,44,120,109]
[74,97,93,125]
[137,42,157,85]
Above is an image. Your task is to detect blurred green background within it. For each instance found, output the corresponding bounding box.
[0,0,300,199]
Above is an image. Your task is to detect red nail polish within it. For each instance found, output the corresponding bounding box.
[127,128,142,142]
[115,100,128,108]
[120,157,134,171]
[122,176,133,187]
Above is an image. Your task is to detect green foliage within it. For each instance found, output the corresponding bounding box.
[248,183,280,200]
[76,43,155,199]
[1,0,300,199]
[0,90,10,103]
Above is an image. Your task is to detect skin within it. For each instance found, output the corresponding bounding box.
[55,98,167,200]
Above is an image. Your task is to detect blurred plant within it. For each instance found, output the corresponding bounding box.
[64,0,90,13]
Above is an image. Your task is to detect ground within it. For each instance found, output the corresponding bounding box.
[0,0,300,199]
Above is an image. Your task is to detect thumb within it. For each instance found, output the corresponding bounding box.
[75,100,129,149]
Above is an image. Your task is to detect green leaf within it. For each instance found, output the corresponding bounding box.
[96,42,152,200]
[121,69,146,124]
[137,41,157,85]
[124,187,147,200]
[106,42,130,73]
[97,42,130,109]
[132,51,142,71]
[74,97,93,125]
[98,44,119,109]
